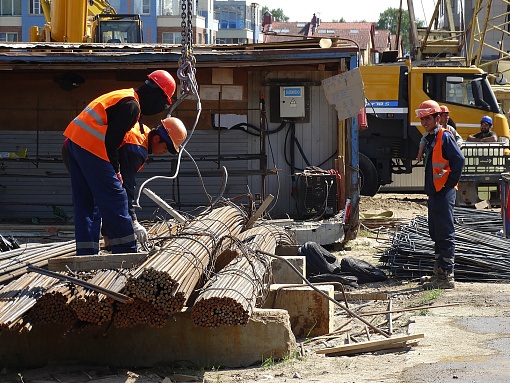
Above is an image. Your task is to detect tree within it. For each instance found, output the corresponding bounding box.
[332,18,346,23]
[376,8,424,54]
[261,6,289,22]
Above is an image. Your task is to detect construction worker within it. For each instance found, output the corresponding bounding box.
[466,116,498,142]
[416,105,462,162]
[63,70,183,255]
[415,100,465,289]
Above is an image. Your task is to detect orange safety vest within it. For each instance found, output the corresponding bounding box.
[431,128,455,192]
[63,89,140,161]
[122,122,150,171]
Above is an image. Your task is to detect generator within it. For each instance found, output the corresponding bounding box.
[296,173,338,219]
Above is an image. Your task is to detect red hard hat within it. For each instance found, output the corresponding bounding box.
[147,70,176,105]
[415,100,441,118]
[157,117,187,153]
[440,105,450,113]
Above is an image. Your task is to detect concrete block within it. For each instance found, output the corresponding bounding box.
[271,256,306,284]
[264,284,335,338]
[0,308,296,369]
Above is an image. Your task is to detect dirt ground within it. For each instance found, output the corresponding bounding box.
[3,193,510,383]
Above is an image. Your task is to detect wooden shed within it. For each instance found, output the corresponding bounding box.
[0,41,360,223]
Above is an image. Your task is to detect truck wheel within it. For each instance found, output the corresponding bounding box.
[359,153,380,196]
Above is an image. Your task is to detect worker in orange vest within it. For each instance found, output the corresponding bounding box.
[415,100,465,289]
[63,70,185,255]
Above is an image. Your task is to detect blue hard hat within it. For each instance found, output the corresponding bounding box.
[481,116,493,125]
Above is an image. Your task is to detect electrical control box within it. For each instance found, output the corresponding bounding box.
[280,86,306,118]
[296,174,338,219]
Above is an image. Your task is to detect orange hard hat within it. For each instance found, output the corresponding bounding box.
[440,105,450,113]
[415,100,441,118]
[157,117,187,153]
[147,70,176,105]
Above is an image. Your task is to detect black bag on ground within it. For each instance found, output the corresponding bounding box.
[308,273,359,288]
[298,241,341,276]
[340,256,387,284]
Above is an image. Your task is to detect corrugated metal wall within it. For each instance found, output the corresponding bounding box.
[0,130,255,222]
[247,71,339,218]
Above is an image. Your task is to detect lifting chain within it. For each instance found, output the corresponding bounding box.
[178,0,197,95]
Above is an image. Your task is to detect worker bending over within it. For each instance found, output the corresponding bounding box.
[63,70,186,255]
[415,100,465,289]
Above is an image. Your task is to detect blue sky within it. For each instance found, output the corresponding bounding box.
[260,0,437,24]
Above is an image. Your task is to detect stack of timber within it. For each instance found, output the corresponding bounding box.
[191,224,294,327]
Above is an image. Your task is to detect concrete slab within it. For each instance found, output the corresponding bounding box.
[264,284,335,338]
[271,256,306,284]
[0,308,296,369]
[270,219,344,245]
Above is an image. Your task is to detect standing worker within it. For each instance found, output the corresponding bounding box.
[416,105,462,162]
[64,70,182,255]
[415,100,465,289]
[466,116,498,142]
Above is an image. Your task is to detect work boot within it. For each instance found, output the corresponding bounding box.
[422,268,455,290]
[419,266,439,284]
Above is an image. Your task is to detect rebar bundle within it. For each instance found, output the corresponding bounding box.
[382,209,510,281]
[191,224,294,327]
[26,283,77,325]
[69,269,128,325]
[0,241,76,284]
[119,203,247,327]
[0,272,58,331]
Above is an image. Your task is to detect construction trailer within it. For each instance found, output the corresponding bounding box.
[0,40,361,225]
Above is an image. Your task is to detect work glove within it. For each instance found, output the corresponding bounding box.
[133,221,148,245]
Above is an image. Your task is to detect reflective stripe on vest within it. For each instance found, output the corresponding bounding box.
[63,89,140,161]
[431,128,452,192]
[122,122,150,171]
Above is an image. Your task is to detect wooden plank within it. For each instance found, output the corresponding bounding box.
[316,333,424,356]
[48,252,148,271]
[336,292,390,301]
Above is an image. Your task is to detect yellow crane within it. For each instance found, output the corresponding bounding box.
[30,0,142,43]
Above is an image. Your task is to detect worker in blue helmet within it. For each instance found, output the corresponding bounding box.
[467,116,498,142]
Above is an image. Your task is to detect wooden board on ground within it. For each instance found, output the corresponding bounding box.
[316,333,424,356]
[48,252,148,271]
[339,292,390,301]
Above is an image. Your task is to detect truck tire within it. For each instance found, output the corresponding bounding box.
[359,153,380,196]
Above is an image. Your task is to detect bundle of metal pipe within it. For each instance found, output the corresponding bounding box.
[69,269,127,325]
[119,203,247,327]
[0,272,57,331]
[191,224,294,327]
[383,210,510,281]
[0,241,76,284]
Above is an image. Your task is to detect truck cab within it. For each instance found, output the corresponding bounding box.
[359,62,510,196]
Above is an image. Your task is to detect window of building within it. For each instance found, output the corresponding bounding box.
[1,0,21,16]
[162,32,182,44]
[0,32,18,42]
[157,0,178,16]
[29,0,41,14]
[134,0,150,15]
[215,4,246,29]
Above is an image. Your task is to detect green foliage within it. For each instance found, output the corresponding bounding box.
[261,6,289,22]
[376,7,425,55]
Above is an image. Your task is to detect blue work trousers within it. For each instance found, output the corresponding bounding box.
[427,187,456,273]
[66,140,137,255]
